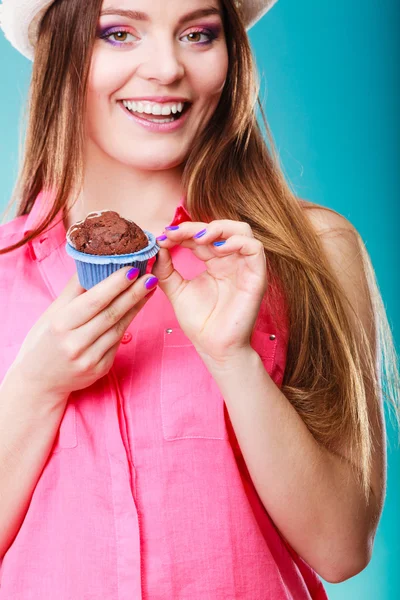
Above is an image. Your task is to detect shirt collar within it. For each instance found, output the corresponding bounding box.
[23,188,191,261]
[23,189,60,236]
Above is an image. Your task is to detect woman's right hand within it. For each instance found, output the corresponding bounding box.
[6,267,158,404]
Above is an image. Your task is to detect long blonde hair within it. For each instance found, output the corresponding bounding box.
[1,0,399,499]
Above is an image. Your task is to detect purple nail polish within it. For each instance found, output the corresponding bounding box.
[126,267,140,280]
[213,240,226,247]
[193,228,207,239]
[165,225,179,230]
[145,276,158,290]
[156,234,168,241]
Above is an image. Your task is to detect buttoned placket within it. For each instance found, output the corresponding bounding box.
[29,232,144,599]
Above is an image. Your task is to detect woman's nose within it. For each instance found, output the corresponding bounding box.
[136,40,185,84]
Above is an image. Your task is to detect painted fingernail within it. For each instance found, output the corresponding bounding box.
[213,240,226,247]
[156,234,168,241]
[145,276,158,290]
[126,267,140,280]
[165,225,179,230]
[193,228,207,239]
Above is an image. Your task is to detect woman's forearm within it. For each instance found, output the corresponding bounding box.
[204,347,379,583]
[0,372,68,559]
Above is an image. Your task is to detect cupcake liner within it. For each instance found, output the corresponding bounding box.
[65,230,160,290]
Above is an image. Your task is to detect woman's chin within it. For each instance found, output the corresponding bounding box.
[114,150,188,171]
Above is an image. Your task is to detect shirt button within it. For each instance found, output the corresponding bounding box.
[121,332,132,344]
[166,328,173,334]
[269,334,276,340]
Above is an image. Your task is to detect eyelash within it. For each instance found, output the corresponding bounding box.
[99,27,218,47]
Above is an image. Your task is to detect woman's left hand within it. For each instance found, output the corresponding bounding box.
[151,220,267,364]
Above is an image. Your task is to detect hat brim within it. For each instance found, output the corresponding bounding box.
[0,0,279,61]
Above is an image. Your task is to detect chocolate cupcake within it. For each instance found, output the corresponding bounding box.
[65,210,160,289]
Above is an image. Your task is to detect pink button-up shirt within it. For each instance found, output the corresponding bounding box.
[0,190,327,599]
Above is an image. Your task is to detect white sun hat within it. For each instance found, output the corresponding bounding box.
[0,0,278,61]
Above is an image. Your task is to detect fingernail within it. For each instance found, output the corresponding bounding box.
[145,276,158,290]
[126,267,140,280]
[165,225,179,230]
[193,228,207,239]
[156,234,168,241]
[213,240,226,247]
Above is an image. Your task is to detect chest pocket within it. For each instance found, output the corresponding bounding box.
[0,344,77,453]
[160,327,281,442]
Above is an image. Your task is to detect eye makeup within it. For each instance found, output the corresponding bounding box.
[185,24,221,45]
[98,26,137,47]
[97,22,222,47]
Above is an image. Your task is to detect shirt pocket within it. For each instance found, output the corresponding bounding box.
[0,344,78,452]
[160,327,228,441]
[160,327,280,442]
[250,329,280,376]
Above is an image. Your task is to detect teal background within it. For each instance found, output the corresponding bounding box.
[0,0,398,596]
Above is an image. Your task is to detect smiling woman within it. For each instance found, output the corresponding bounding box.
[74,0,230,190]
[0,0,399,599]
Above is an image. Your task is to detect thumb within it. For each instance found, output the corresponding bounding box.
[51,273,86,309]
[152,248,184,301]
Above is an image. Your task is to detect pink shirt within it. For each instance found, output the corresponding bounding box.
[0,190,327,599]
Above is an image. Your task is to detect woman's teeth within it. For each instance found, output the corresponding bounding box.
[121,100,187,123]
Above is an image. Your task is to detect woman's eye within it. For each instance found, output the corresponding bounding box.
[181,30,216,44]
[100,29,138,45]
[110,31,131,43]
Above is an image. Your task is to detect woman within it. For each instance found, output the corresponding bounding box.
[0,0,398,597]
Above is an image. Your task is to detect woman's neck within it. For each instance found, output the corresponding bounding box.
[63,142,186,236]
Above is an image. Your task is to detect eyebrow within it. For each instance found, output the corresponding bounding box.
[100,6,222,26]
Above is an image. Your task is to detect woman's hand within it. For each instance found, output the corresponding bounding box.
[152,220,267,364]
[6,268,158,405]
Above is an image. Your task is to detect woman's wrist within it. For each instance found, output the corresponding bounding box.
[1,368,69,414]
[199,344,261,378]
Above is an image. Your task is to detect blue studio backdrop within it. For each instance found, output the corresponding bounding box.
[0,0,398,597]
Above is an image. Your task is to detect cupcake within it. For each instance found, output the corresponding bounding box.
[65,210,160,289]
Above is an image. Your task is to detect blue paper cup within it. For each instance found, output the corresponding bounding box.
[65,230,160,290]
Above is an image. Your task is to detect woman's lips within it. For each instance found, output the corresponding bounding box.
[118,101,192,133]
